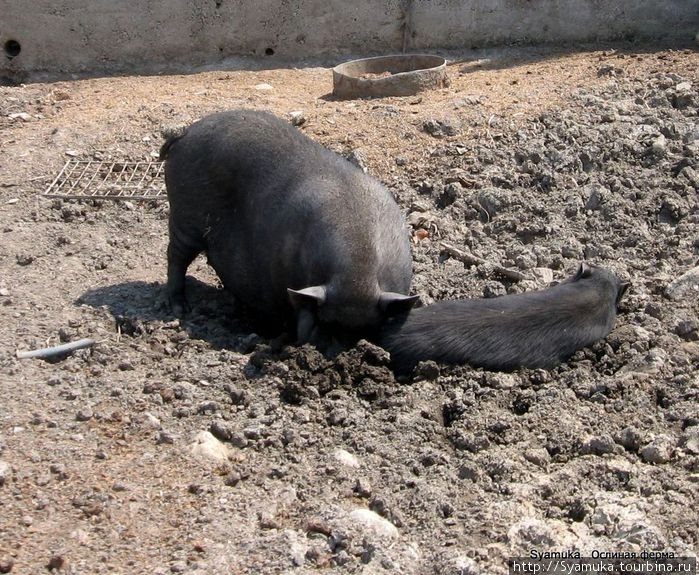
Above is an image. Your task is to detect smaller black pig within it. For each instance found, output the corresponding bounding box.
[160,109,417,348]
[378,263,628,372]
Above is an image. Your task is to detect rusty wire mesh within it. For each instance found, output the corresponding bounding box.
[44,159,167,200]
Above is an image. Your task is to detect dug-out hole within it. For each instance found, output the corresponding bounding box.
[4,39,21,59]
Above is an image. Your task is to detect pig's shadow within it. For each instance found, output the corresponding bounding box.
[78,277,266,351]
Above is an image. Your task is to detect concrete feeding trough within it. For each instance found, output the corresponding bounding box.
[332,54,448,99]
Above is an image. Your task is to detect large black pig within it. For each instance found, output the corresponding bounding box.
[160,109,417,347]
[379,263,628,372]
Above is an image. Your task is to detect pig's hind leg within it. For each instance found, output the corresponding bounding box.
[166,221,205,316]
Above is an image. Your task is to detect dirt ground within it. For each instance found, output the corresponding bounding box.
[0,42,698,575]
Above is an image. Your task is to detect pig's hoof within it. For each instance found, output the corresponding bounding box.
[168,295,191,317]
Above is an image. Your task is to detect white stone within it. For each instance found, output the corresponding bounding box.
[190,431,232,463]
[289,110,306,126]
[666,266,699,300]
[531,267,554,285]
[0,460,11,486]
[140,412,161,429]
[334,448,360,468]
[651,134,667,156]
[348,508,399,539]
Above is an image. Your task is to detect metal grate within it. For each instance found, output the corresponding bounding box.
[44,159,167,200]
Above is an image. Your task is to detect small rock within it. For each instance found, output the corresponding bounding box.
[530,267,554,285]
[117,360,134,371]
[665,266,699,300]
[305,544,331,566]
[414,360,440,381]
[639,436,673,464]
[597,64,624,77]
[70,528,90,546]
[188,483,206,495]
[75,408,93,422]
[561,243,583,259]
[226,386,248,405]
[0,557,14,573]
[190,431,232,464]
[259,510,280,529]
[15,254,34,266]
[650,134,667,156]
[196,401,218,415]
[140,412,161,429]
[172,406,191,418]
[423,117,461,138]
[157,430,177,445]
[483,281,506,298]
[457,463,480,481]
[254,83,273,91]
[682,342,699,363]
[9,112,31,121]
[224,470,241,486]
[305,518,333,540]
[590,500,666,547]
[49,463,69,480]
[0,461,11,486]
[334,449,360,468]
[334,550,351,566]
[451,556,481,575]
[671,82,695,109]
[209,419,232,442]
[170,560,187,573]
[453,95,484,106]
[679,166,699,187]
[348,508,399,539]
[243,427,261,440]
[523,448,551,468]
[287,531,308,566]
[229,431,248,449]
[581,434,619,456]
[354,477,372,498]
[583,183,607,210]
[327,409,347,426]
[679,430,699,455]
[47,555,67,571]
[616,426,643,452]
[674,319,699,341]
[289,110,306,126]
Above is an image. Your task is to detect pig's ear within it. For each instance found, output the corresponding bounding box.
[288,286,327,310]
[378,292,419,317]
[573,262,593,281]
[616,282,630,305]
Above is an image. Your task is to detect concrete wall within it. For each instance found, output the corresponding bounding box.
[2,0,698,81]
